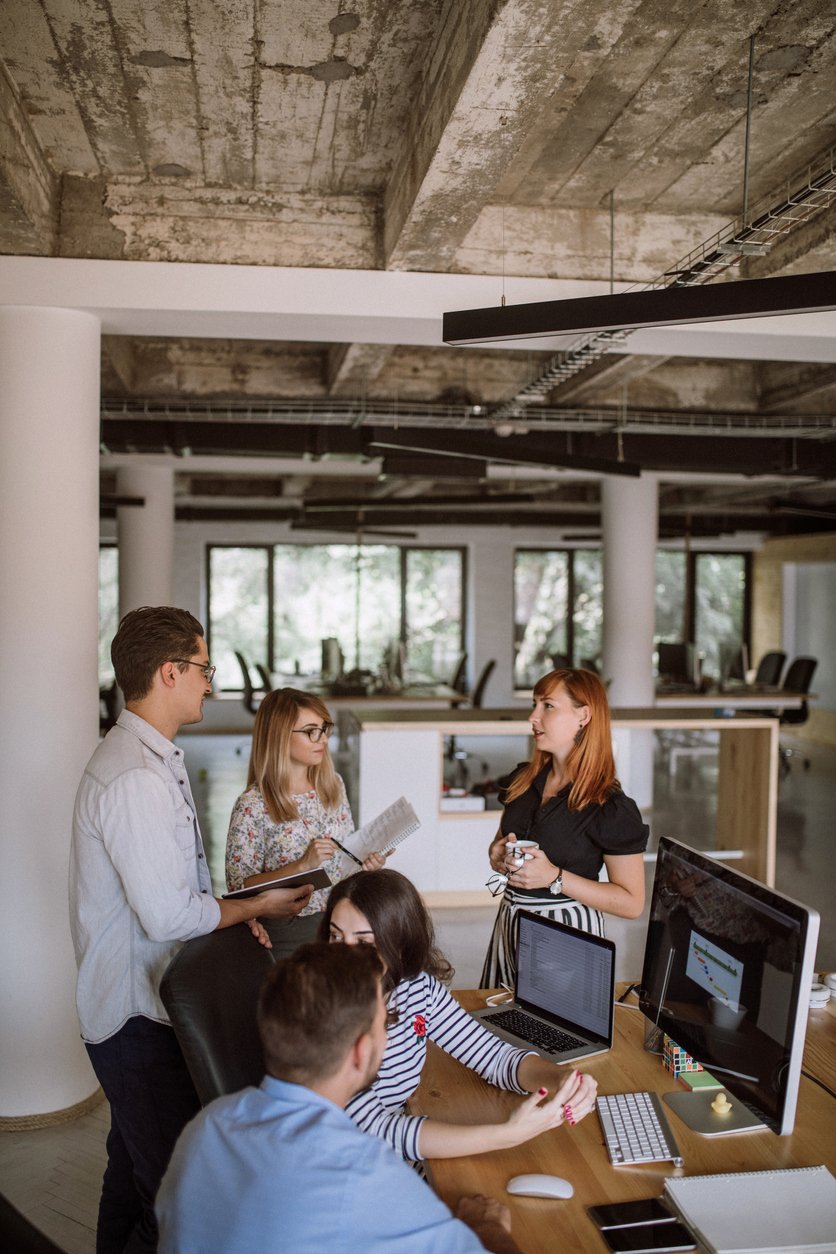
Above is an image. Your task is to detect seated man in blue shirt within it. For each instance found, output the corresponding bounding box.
[156,943,522,1253]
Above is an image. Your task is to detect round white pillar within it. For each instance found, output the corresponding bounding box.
[0,307,101,1116]
[602,474,658,807]
[116,463,175,616]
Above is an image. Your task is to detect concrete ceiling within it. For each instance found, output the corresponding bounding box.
[2,0,836,536]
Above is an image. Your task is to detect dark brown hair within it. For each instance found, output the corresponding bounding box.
[111,606,204,703]
[505,667,619,810]
[247,687,341,820]
[319,868,453,994]
[258,942,383,1084]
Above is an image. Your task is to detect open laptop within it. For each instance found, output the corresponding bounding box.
[473,910,615,1062]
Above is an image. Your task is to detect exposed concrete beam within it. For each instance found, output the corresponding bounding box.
[58,177,379,267]
[456,205,730,283]
[385,0,622,271]
[545,353,673,405]
[0,58,57,254]
[758,362,836,413]
[326,343,393,397]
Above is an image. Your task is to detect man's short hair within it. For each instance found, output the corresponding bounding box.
[111,606,204,703]
[258,943,383,1085]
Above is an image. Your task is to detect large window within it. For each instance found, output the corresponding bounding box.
[514,547,749,687]
[208,543,465,690]
[655,549,750,681]
[513,549,602,688]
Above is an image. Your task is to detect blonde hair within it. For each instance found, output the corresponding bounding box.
[247,687,342,822]
[505,668,618,811]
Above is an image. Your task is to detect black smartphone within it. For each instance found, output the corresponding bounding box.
[601,1221,697,1253]
[587,1198,675,1229]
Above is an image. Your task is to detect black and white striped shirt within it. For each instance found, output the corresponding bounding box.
[345,971,532,1161]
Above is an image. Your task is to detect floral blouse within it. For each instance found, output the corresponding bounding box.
[225,777,354,916]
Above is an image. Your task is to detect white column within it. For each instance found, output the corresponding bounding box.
[602,474,658,807]
[0,307,101,1115]
[116,463,175,616]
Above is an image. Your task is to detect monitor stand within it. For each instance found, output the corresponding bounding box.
[664,1089,766,1135]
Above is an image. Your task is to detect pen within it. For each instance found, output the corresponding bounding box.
[330,837,363,867]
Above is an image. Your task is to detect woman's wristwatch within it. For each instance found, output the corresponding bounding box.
[548,868,564,896]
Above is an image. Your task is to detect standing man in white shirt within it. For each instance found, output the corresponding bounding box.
[69,606,312,1254]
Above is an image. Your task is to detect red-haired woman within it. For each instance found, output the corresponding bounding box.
[481,668,648,988]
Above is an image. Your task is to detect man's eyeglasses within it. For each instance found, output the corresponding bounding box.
[292,722,334,743]
[171,659,217,683]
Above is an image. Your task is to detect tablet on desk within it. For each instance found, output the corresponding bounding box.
[222,867,331,899]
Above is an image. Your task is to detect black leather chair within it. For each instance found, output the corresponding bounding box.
[450,651,468,695]
[255,663,273,693]
[470,658,496,708]
[551,652,571,670]
[753,650,786,688]
[234,650,267,716]
[160,924,276,1105]
[99,680,119,735]
[776,656,817,776]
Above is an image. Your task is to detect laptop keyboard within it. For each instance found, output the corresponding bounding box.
[482,1008,585,1054]
[597,1091,684,1167]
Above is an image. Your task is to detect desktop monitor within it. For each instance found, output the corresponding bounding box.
[639,837,819,1136]
[656,641,696,686]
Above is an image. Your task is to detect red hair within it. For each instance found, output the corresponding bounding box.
[504,668,618,811]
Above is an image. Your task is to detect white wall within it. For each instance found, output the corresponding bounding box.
[787,562,835,711]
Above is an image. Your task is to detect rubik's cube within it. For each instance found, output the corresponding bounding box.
[662,1034,703,1076]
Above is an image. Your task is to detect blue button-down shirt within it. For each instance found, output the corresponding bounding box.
[156,1076,485,1253]
[69,710,221,1042]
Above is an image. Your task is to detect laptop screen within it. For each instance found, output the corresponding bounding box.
[516,911,613,1040]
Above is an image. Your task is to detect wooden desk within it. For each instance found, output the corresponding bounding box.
[415,991,836,1254]
[655,689,811,711]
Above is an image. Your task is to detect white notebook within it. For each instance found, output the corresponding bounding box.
[335,796,420,875]
[665,1166,836,1254]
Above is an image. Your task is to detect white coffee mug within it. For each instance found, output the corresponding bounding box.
[505,839,539,867]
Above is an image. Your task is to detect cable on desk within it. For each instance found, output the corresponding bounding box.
[801,1069,835,1100]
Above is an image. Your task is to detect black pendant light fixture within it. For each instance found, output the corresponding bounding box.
[443,269,836,346]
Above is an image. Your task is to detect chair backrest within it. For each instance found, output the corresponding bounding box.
[754,650,786,687]
[471,658,496,708]
[255,663,273,692]
[234,650,259,714]
[782,656,817,695]
[551,652,571,671]
[160,924,276,1106]
[450,651,468,694]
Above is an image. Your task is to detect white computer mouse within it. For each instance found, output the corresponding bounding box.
[506,1173,574,1200]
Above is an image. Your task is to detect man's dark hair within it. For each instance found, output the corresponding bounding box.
[111,606,204,703]
[258,943,383,1085]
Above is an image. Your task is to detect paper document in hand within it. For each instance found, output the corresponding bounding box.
[338,796,420,874]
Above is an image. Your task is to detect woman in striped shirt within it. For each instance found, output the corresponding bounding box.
[321,869,597,1165]
[481,668,648,989]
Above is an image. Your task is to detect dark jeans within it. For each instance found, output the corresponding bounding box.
[85,1016,200,1254]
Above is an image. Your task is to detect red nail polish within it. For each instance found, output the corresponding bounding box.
[538,1087,548,1096]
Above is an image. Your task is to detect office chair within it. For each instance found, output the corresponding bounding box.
[753,650,786,688]
[450,651,468,695]
[234,650,266,715]
[160,924,276,1105]
[470,658,496,708]
[255,663,273,692]
[551,652,571,671]
[776,656,817,777]
[99,680,119,735]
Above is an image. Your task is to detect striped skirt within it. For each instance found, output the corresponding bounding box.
[479,888,605,989]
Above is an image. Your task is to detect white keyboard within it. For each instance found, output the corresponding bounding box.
[597,1091,684,1167]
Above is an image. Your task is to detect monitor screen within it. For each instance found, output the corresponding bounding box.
[639,838,819,1135]
[656,642,695,685]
